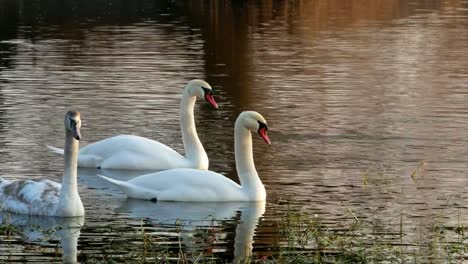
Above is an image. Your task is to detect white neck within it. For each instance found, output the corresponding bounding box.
[235,122,265,198]
[180,90,208,169]
[57,130,84,216]
[62,130,79,190]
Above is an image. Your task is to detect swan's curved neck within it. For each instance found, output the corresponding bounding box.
[180,91,208,169]
[235,123,265,194]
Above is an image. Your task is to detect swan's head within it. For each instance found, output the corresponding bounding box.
[65,110,82,141]
[238,111,271,146]
[186,79,218,109]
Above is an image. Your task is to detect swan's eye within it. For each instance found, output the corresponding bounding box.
[69,118,77,128]
[257,121,268,132]
[202,87,213,96]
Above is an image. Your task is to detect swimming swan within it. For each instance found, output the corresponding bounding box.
[98,111,271,202]
[47,79,218,170]
[0,111,84,217]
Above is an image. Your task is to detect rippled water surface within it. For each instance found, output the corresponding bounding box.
[1,0,467,262]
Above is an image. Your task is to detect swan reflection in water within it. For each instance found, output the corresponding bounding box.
[0,213,84,263]
[117,199,266,262]
[78,168,265,260]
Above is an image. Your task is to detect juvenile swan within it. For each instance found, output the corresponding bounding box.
[0,111,84,217]
[47,79,218,170]
[99,111,271,202]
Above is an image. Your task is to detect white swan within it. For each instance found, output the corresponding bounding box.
[47,79,218,171]
[0,111,84,217]
[99,111,271,202]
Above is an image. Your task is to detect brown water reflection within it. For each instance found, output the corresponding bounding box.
[0,0,467,262]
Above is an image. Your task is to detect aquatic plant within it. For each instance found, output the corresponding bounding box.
[0,218,21,238]
[1,205,466,263]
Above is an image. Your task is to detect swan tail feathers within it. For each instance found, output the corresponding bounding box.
[98,174,158,200]
[98,174,125,187]
[47,145,64,155]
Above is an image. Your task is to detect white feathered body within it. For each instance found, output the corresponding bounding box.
[0,177,83,216]
[99,111,270,202]
[77,135,192,170]
[47,81,216,171]
[100,168,266,202]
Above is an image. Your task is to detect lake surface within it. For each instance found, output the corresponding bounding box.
[0,0,467,262]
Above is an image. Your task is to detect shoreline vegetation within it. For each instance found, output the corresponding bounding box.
[1,203,466,263]
[1,162,466,263]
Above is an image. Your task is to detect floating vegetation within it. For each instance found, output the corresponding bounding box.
[1,160,466,263]
[410,161,427,180]
[0,218,21,238]
[1,202,466,263]
[268,203,467,264]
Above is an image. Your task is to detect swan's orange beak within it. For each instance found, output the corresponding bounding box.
[258,127,271,146]
[205,93,218,109]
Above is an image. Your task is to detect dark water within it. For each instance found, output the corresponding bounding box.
[0,0,467,262]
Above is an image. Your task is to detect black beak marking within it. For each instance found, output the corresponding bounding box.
[69,118,81,140]
[202,87,213,96]
[257,120,268,132]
